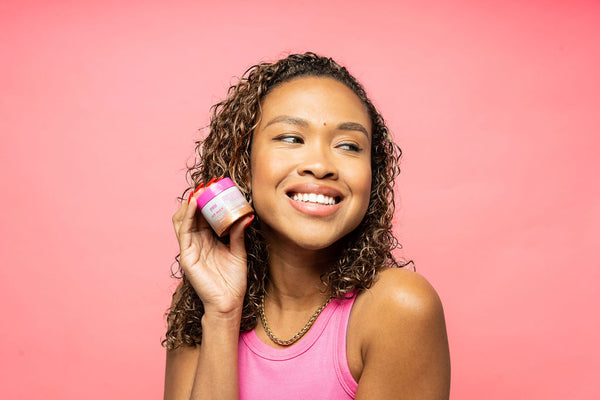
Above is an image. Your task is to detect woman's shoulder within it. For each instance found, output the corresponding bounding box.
[347,268,450,393]
[350,267,446,358]
[356,267,443,316]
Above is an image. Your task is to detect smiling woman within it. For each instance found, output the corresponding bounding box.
[164,53,450,400]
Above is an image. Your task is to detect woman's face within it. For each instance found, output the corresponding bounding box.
[250,76,372,250]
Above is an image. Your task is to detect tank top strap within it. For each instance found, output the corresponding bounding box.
[331,291,359,396]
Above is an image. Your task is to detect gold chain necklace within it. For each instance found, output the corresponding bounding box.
[259,294,334,346]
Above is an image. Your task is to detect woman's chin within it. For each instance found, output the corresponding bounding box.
[278,230,347,254]
[259,219,359,254]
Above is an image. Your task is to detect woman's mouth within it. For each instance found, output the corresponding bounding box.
[284,184,344,217]
[288,192,340,205]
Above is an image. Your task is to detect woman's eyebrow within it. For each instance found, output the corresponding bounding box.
[337,122,369,138]
[264,115,309,129]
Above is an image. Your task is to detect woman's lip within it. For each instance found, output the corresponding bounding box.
[284,183,344,200]
[287,195,342,217]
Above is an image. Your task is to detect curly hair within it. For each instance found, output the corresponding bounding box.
[163,52,411,350]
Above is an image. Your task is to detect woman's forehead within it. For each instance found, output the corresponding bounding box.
[258,76,372,133]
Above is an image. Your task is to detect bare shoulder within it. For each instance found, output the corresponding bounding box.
[353,268,446,352]
[351,268,450,399]
[364,267,443,316]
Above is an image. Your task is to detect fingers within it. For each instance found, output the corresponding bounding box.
[173,183,206,241]
[189,182,206,204]
[172,197,189,240]
[178,185,210,249]
[229,214,254,260]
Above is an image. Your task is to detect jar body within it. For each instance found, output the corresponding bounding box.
[197,179,254,237]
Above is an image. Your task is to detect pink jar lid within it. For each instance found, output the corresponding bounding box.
[196,177,236,209]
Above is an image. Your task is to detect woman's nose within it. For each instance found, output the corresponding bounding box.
[296,144,338,179]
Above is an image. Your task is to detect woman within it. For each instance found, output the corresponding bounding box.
[164,52,450,399]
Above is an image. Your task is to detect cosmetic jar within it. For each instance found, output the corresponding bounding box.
[196,178,254,237]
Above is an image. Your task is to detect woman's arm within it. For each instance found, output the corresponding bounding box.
[164,339,200,399]
[164,311,241,400]
[355,268,451,400]
[164,187,253,400]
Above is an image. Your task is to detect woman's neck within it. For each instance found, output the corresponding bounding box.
[264,233,340,311]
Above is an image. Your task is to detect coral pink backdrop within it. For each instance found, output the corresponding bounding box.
[1,1,598,399]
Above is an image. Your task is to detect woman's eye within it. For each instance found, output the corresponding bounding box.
[337,142,363,152]
[274,135,303,144]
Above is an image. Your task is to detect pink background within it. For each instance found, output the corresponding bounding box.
[1,1,599,398]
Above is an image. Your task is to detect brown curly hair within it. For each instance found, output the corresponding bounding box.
[163,52,411,350]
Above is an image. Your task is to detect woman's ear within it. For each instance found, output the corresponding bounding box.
[245,173,253,204]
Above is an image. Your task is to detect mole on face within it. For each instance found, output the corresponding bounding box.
[323,122,327,126]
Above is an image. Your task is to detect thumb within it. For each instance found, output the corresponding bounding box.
[229,214,254,260]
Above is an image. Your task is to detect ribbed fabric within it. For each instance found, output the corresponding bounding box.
[238,294,359,400]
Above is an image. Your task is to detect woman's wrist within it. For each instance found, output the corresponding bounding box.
[202,307,243,330]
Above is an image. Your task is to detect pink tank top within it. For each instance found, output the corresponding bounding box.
[238,294,359,399]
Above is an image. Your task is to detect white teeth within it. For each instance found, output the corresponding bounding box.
[291,192,336,205]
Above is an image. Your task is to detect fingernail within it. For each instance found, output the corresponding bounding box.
[243,214,255,229]
[187,193,193,204]
[193,182,205,194]
[207,177,217,186]
[216,176,224,182]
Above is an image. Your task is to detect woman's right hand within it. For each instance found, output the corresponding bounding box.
[171,182,254,318]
